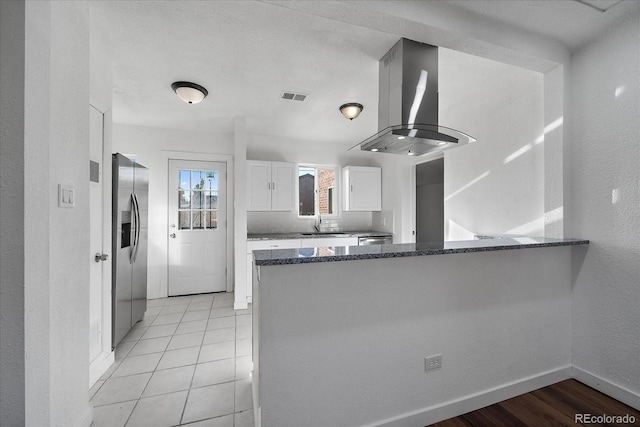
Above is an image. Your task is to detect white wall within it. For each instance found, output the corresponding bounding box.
[246,133,375,233]
[40,2,93,425]
[234,118,249,309]
[372,155,415,242]
[371,49,547,244]
[0,1,94,426]
[439,48,545,240]
[568,12,640,407]
[257,246,575,426]
[112,123,234,299]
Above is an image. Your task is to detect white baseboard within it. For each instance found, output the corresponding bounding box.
[572,366,640,410]
[234,301,249,310]
[371,366,573,427]
[89,350,115,388]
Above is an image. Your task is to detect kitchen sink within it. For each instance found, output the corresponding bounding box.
[299,232,349,236]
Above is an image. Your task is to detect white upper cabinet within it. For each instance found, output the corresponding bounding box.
[247,160,295,211]
[343,166,382,211]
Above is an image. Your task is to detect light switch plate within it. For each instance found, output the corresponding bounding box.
[58,184,75,208]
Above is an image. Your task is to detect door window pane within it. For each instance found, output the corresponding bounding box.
[178,211,190,230]
[179,191,190,209]
[206,192,218,209]
[192,170,205,189]
[179,170,190,190]
[192,191,204,209]
[204,171,218,190]
[192,211,205,230]
[206,211,218,229]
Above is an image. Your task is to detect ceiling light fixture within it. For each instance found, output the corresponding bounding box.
[171,81,208,104]
[339,103,363,120]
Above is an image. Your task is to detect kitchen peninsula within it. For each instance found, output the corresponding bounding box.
[251,237,589,427]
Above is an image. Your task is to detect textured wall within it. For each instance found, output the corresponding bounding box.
[258,247,573,426]
[42,2,92,425]
[568,11,640,403]
[0,1,95,426]
[439,48,545,240]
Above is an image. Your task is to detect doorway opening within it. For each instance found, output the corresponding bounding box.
[415,158,444,243]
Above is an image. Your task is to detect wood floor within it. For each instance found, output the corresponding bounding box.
[429,380,640,426]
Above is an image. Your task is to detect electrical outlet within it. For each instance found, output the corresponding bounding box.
[424,354,442,372]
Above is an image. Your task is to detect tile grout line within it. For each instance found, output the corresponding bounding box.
[91,294,247,426]
[122,298,190,426]
[178,297,211,425]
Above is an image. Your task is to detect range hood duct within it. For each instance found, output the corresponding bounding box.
[351,39,476,156]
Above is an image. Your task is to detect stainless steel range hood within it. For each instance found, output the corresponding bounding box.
[351,39,476,156]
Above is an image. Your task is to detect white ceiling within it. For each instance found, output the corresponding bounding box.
[89,0,638,145]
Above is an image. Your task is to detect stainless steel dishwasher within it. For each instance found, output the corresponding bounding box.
[358,235,392,245]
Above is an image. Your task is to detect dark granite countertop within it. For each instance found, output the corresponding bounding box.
[247,231,393,240]
[253,236,589,266]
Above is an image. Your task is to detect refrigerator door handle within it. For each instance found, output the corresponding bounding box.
[131,193,141,263]
[130,193,137,263]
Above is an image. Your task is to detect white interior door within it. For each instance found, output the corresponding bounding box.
[168,160,227,296]
[89,105,113,386]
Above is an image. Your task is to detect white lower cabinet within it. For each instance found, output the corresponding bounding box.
[246,239,300,302]
[299,237,359,248]
[246,237,359,301]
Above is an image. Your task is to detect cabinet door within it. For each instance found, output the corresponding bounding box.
[247,161,271,211]
[246,239,301,301]
[300,237,359,248]
[345,166,382,211]
[270,162,294,211]
[246,253,253,301]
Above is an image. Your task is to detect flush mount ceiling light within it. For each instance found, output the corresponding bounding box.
[339,103,363,120]
[171,81,208,104]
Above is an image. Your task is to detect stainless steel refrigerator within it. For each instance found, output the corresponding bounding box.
[112,153,149,348]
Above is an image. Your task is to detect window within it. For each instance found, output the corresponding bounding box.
[298,164,339,218]
[177,169,219,230]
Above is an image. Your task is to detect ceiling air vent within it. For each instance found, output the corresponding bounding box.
[281,91,308,102]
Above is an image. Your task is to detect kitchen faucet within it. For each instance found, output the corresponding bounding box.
[314,213,322,232]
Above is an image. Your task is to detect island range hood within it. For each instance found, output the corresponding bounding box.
[351,38,476,156]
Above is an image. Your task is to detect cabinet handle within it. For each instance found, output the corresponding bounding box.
[268,182,271,190]
[350,185,353,192]
[272,182,275,190]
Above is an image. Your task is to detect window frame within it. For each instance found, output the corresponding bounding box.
[296,163,341,220]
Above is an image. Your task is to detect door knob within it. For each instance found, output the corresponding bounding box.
[94,253,109,263]
[170,233,176,238]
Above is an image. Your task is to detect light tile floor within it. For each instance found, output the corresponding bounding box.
[90,292,254,427]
